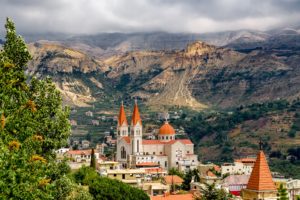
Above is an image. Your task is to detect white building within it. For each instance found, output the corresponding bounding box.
[85,111,93,117]
[221,158,255,175]
[66,149,100,163]
[116,101,198,172]
[55,147,70,155]
[287,179,300,199]
[96,143,107,155]
[81,140,90,149]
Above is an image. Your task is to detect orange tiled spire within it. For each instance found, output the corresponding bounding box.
[118,101,128,126]
[246,150,276,191]
[131,99,142,125]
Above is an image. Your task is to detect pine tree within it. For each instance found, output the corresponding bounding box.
[277,184,289,200]
[0,18,71,199]
[90,148,96,169]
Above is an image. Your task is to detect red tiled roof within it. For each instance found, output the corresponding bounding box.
[235,158,256,164]
[67,150,91,155]
[131,101,142,125]
[246,151,276,191]
[99,155,107,161]
[142,140,164,145]
[214,165,221,172]
[207,171,217,177]
[145,168,165,173]
[118,102,128,126]
[122,136,130,144]
[166,139,193,145]
[151,194,193,200]
[142,139,193,145]
[163,175,184,185]
[136,162,160,167]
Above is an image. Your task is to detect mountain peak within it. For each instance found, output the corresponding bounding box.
[185,41,215,57]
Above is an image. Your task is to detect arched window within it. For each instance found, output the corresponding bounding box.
[121,146,126,159]
[137,140,139,153]
[166,136,169,140]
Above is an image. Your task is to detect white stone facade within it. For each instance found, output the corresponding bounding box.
[116,102,198,171]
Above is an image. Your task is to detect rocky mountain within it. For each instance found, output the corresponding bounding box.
[22,29,300,169]
[18,26,298,53]
[26,35,300,110]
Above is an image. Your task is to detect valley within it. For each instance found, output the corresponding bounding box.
[5,27,300,166]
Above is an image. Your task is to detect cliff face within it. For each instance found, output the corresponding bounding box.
[26,40,300,109]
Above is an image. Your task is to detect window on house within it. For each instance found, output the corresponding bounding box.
[187,151,190,154]
[160,152,162,155]
[165,161,167,168]
[153,152,155,155]
[114,174,117,177]
[166,136,168,140]
[122,174,125,179]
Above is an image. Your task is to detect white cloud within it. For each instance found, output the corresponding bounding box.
[0,0,299,34]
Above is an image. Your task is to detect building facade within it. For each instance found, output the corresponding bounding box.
[116,101,198,171]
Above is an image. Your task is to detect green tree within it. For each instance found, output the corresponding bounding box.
[90,148,96,169]
[73,166,149,200]
[193,169,201,182]
[182,170,193,190]
[198,183,219,200]
[89,177,149,200]
[288,129,296,138]
[277,184,288,200]
[196,183,233,200]
[0,18,71,199]
[168,167,184,178]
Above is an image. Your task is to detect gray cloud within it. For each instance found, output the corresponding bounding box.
[0,0,299,34]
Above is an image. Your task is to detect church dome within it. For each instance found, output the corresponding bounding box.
[159,121,175,135]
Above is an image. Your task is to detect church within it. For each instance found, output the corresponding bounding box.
[116,100,198,171]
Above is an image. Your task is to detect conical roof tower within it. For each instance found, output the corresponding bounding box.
[118,101,128,126]
[131,99,142,126]
[246,151,276,191]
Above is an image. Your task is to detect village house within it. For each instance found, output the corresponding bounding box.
[287,179,300,199]
[81,140,90,149]
[85,111,93,117]
[221,158,255,176]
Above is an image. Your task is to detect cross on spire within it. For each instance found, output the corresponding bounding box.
[134,97,137,105]
[164,112,169,122]
[259,138,263,150]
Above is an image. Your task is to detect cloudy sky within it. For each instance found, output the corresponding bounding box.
[0,0,299,34]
